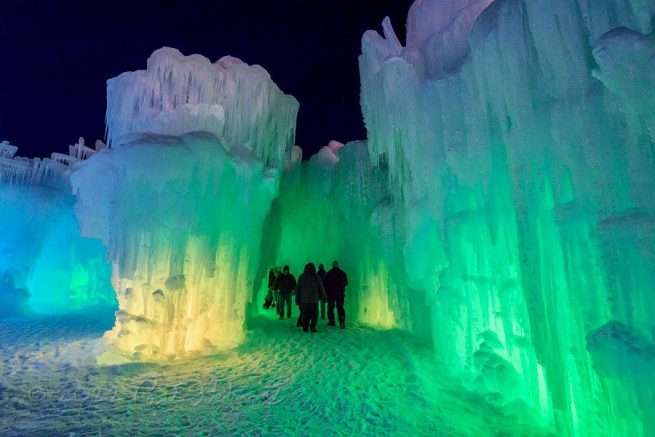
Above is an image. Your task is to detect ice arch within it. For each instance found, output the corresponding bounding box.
[71,48,419,363]
[66,47,430,363]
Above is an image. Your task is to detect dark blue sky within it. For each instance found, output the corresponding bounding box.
[0,0,411,158]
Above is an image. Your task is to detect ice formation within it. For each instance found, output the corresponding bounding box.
[1,0,655,434]
[0,139,114,316]
[69,48,297,360]
[72,132,279,360]
[357,0,655,434]
[105,47,299,168]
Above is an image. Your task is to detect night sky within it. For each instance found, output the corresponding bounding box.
[1,0,412,158]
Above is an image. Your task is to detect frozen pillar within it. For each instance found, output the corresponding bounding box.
[72,48,298,361]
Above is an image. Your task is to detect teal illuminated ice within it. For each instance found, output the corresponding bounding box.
[1,0,655,434]
[358,0,655,434]
[0,139,115,316]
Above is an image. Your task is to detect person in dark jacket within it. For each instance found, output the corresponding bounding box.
[296,262,327,332]
[325,261,348,328]
[268,268,277,289]
[317,263,327,320]
[275,265,296,319]
[264,267,278,309]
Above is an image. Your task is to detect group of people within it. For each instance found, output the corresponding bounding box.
[265,261,348,332]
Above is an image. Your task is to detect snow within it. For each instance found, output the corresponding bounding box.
[3,46,298,360]
[0,314,550,436]
[406,0,495,78]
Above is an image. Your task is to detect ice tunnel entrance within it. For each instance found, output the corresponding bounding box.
[68,47,418,363]
[248,140,434,340]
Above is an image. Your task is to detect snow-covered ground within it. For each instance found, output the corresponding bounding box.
[0,311,546,436]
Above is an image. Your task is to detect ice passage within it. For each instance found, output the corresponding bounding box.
[2,0,655,435]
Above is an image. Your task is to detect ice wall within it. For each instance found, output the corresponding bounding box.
[106,47,299,168]
[360,0,655,434]
[72,132,279,361]
[0,140,115,316]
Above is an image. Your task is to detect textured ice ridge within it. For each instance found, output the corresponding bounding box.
[106,47,299,168]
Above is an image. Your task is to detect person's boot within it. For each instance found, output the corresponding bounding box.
[328,320,335,326]
[339,319,345,329]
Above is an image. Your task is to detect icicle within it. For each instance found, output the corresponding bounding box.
[358,0,655,433]
[105,47,299,169]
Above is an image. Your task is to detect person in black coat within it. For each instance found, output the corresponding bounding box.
[296,262,326,332]
[275,265,296,319]
[264,267,278,309]
[324,261,348,328]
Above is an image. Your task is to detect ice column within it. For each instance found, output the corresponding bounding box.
[73,48,298,360]
[360,0,655,434]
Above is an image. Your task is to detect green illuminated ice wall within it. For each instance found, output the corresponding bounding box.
[356,0,655,435]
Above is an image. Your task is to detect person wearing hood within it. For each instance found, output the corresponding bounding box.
[325,261,348,329]
[275,265,296,319]
[295,262,326,332]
